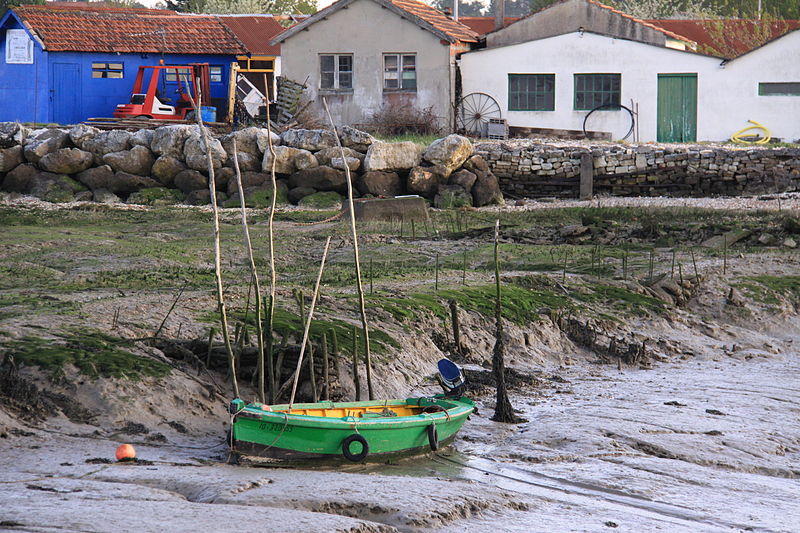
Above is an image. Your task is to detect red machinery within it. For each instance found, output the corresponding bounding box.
[113,64,211,120]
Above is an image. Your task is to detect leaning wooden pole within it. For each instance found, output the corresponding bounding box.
[321,97,374,400]
[264,75,278,404]
[289,236,332,409]
[232,138,266,403]
[194,77,239,399]
[492,219,518,423]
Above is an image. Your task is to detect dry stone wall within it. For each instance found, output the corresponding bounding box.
[475,141,800,198]
[0,122,503,209]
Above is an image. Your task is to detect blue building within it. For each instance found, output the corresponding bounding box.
[0,3,247,124]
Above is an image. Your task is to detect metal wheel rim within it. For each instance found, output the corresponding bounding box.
[457,93,501,136]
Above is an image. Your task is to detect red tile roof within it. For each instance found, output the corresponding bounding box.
[12,4,246,55]
[385,0,479,42]
[585,0,694,44]
[646,19,800,58]
[218,15,287,56]
[457,16,518,37]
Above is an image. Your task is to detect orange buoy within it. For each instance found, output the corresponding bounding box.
[115,443,136,461]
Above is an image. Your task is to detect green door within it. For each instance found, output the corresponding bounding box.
[657,74,697,142]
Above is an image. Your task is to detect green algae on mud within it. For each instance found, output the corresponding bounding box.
[5,329,171,380]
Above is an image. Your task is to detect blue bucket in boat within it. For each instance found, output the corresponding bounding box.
[200,106,217,123]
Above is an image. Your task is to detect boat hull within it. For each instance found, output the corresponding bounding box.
[230,396,474,462]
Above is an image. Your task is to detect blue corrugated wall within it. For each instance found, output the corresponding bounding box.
[1,13,236,125]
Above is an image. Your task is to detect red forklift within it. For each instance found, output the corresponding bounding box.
[113,63,212,120]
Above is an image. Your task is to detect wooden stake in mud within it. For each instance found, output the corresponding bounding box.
[435,252,440,292]
[307,343,318,403]
[462,250,467,285]
[322,332,330,400]
[322,97,374,401]
[193,78,238,399]
[449,299,462,356]
[264,82,279,404]
[232,138,266,403]
[492,219,518,423]
[352,325,361,401]
[691,248,699,280]
[288,236,332,409]
[723,235,728,275]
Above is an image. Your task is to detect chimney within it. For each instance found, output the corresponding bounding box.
[494,0,505,31]
[453,0,459,21]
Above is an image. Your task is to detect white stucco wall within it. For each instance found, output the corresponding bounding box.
[460,31,800,142]
[278,0,453,129]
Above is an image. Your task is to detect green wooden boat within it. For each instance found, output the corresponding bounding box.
[229,395,474,462]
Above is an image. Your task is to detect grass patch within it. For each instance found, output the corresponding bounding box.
[737,275,800,304]
[573,284,666,315]
[6,330,171,380]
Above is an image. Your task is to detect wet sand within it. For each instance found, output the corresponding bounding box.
[2,352,797,532]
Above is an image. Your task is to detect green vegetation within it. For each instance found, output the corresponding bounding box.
[6,330,171,380]
[736,275,800,304]
[127,187,185,206]
[298,191,344,209]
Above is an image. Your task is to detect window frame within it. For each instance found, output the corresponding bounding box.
[758,82,800,96]
[507,73,555,111]
[573,73,621,111]
[383,53,416,92]
[209,65,223,84]
[91,62,124,79]
[319,54,353,91]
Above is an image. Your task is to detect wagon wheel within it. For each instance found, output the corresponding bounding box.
[456,93,501,137]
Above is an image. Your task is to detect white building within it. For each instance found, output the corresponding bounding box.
[459,0,800,143]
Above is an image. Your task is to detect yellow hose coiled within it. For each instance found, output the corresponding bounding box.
[731,120,771,144]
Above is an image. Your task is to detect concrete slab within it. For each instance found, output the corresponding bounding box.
[342,196,430,222]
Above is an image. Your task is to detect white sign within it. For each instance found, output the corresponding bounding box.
[6,29,34,64]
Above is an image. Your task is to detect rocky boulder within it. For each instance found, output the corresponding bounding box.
[174,169,207,194]
[281,128,337,151]
[448,169,477,191]
[288,186,316,204]
[223,127,273,158]
[29,173,84,203]
[356,171,402,197]
[226,171,269,196]
[226,152,261,173]
[254,129,282,154]
[331,156,360,172]
[462,154,489,173]
[289,166,346,192]
[68,124,99,149]
[150,125,193,158]
[184,132,227,172]
[76,165,115,191]
[407,166,445,198]
[129,129,154,148]
[472,169,504,207]
[0,122,30,148]
[423,134,472,178]
[38,148,94,174]
[315,147,364,167]
[23,129,71,165]
[151,156,186,187]
[294,150,319,171]
[185,189,227,206]
[81,130,131,164]
[434,184,473,209]
[1,163,38,193]
[364,141,423,172]
[339,126,375,152]
[262,146,305,175]
[102,145,155,176]
[0,145,24,173]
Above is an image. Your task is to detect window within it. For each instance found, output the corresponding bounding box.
[92,62,124,79]
[574,74,621,110]
[384,53,416,91]
[508,74,555,111]
[320,54,353,90]
[209,65,223,83]
[759,82,800,96]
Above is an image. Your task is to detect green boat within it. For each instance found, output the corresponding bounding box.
[229,360,474,462]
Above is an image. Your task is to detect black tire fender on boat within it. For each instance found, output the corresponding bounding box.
[427,423,439,451]
[342,434,369,462]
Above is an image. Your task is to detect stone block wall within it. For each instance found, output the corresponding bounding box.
[475,141,800,198]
